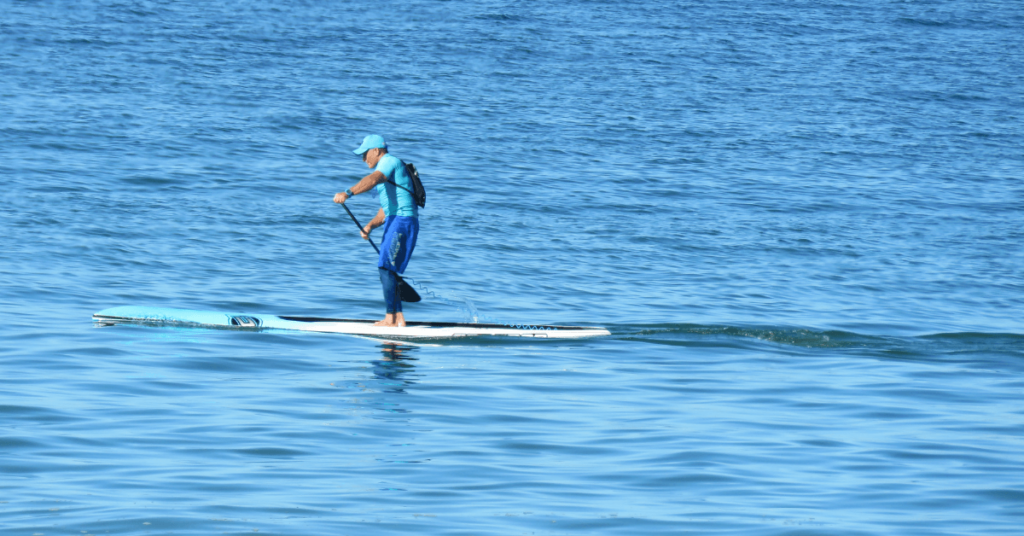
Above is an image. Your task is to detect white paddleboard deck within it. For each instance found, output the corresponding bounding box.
[93,306,611,340]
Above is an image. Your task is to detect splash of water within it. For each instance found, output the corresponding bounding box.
[400,276,552,330]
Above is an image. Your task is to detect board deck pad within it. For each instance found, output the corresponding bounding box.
[93,306,611,340]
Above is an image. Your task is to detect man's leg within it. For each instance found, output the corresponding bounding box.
[376,216,415,328]
[377,267,402,327]
[387,219,416,329]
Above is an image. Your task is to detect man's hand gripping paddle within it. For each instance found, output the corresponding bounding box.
[340,204,422,303]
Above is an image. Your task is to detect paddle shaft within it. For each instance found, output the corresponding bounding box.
[341,203,380,254]
[339,203,422,303]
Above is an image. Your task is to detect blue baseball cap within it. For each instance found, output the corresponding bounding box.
[353,134,388,155]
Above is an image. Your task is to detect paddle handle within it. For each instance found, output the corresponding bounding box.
[341,203,380,254]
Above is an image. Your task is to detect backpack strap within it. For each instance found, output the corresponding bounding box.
[387,179,415,196]
[385,161,424,208]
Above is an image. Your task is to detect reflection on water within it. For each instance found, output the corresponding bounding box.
[369,343,419,397]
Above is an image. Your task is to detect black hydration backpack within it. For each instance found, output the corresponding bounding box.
[388,162,426,208]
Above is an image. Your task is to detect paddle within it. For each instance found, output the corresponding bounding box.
[340,203,422,303]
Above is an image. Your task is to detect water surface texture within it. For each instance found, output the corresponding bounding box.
[2,1,1023,534]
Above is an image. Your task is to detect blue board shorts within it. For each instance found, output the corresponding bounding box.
[378,215,418,274]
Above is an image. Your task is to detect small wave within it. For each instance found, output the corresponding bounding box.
[896,17,954,28]
[616,324,1024,355]
[619,323,871,349]
[475,13,525,22]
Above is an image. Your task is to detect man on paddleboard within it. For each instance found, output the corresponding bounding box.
[334,135,419,328]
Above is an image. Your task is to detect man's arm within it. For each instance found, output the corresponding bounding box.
[360,208,386,240]
[334,170,387,204]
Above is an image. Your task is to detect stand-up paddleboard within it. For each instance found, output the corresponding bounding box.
[93,306,611,340]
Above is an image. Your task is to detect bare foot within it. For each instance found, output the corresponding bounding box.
[394,312,407,328]
[375,313,396,327]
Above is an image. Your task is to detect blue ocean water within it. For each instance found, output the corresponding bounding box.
[2,0,1023,534]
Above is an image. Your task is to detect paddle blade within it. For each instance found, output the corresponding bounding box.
[397,277,421,303]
